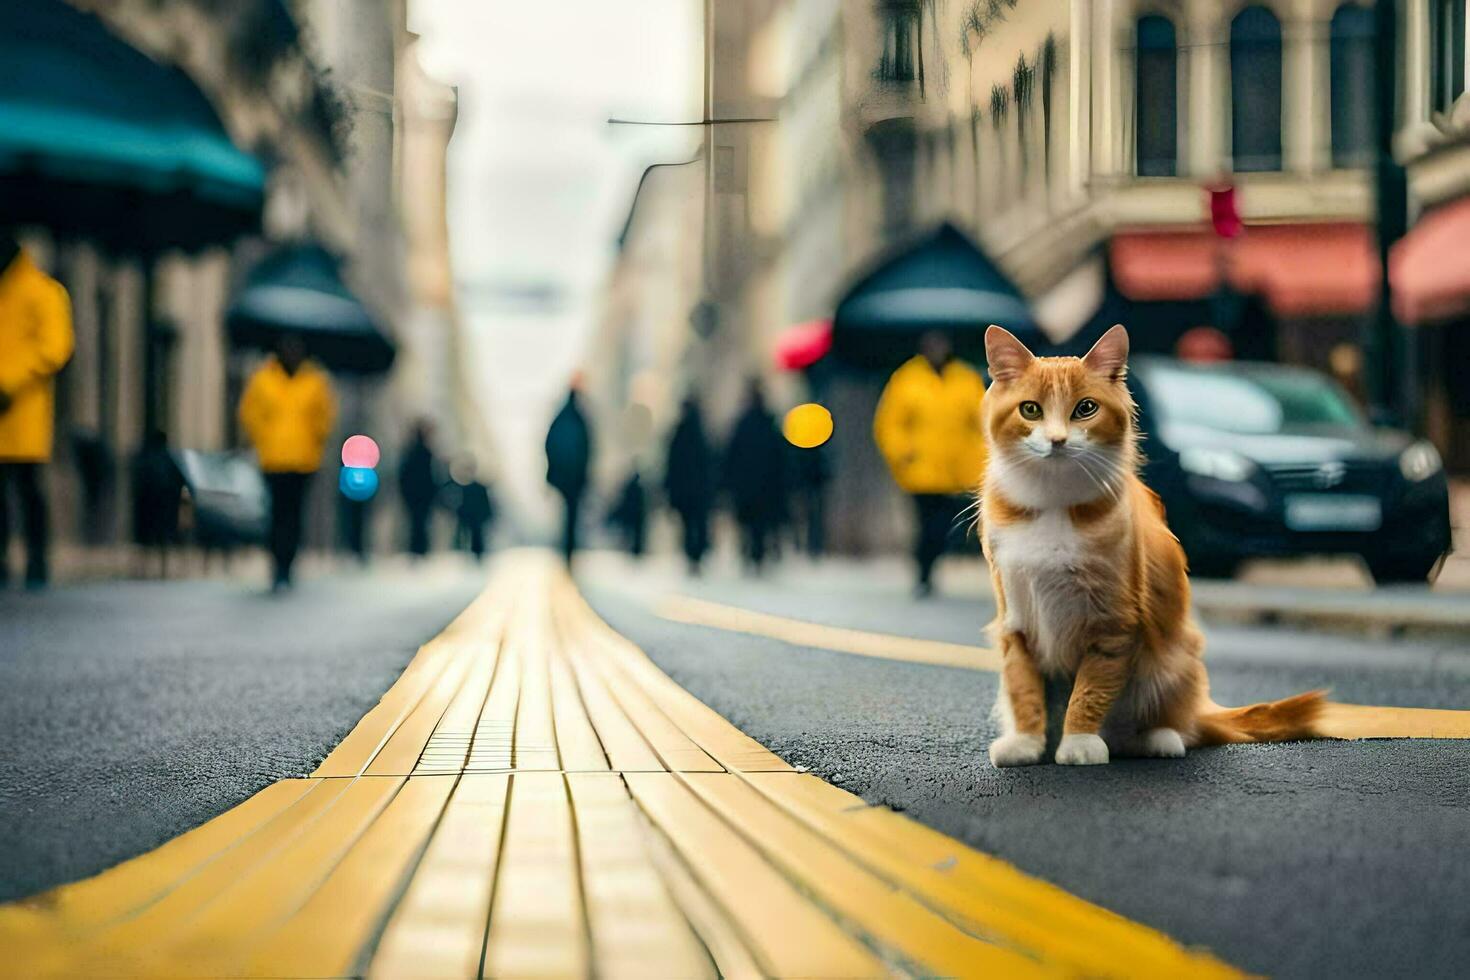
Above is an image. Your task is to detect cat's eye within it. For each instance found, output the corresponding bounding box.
[1018,401,1043,420]
[1072,398,1099,420]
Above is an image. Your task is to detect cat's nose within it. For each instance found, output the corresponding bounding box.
[1049,436,1066,450]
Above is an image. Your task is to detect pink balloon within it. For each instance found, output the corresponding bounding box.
[341,434,380,468]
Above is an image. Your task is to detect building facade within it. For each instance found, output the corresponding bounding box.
[600,0,1470,554]
[13,0,466,564]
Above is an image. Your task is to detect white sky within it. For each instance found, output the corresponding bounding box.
[407,0,703,530]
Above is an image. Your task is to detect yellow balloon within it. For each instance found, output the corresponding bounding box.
[783,403,834,449]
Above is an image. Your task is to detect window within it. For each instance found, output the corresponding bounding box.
[1230,6,1283,172]
[876,2,921,84]
[1330,4,1375,167]
[1430,0,1467,113]
[1136,15,1179,177]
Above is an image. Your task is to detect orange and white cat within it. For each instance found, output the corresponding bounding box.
[980,324,1324,767]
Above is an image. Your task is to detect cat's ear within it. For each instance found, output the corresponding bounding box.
[1083,324,1129,382]
[985,325,1034,382]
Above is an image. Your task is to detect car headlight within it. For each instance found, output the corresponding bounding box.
[1179,447,1255,482]
[1399,441,1443,482]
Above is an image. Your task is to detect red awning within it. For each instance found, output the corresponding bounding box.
[774,318,833,371]
[1390,195,1470,324]
[1110,223,1377,319]
[1112,208,1470,325]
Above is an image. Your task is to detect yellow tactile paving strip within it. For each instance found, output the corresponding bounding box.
[655,593,1470,741]
[0,552,1243,978]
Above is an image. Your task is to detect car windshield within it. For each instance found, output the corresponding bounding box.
[1142,364,1363,434]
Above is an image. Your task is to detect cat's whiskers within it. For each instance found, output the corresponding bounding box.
[1083,450,1125,501]
[1069,452,1114,503]
[1068,446,1126,503]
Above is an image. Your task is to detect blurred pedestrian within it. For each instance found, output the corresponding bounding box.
[131,428,184,578]
[451,457,495,563]
[607,471,648,558]
[338,493,371,565]
[238,334,335,591]
[723,380,787,575]
[0,234,74,589]
[873,331,986,596]
[664,397,713,574]
[398,420,440,558]
[545,385,593,564]
[788,439,832,557]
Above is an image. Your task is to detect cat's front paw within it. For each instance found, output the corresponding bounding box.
[989,733,1046,768]
[1056,733,1109,766]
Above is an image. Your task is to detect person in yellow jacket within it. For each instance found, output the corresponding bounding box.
[873,331,986,596]
[0,236,74,588]
[238,335,335,590]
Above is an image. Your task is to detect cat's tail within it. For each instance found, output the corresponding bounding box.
[1194,690,1328,745]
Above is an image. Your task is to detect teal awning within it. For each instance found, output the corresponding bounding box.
[831,223,1044,370]
[0,0,266,252]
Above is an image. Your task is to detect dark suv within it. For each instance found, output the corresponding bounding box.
[1129,357,1452,583]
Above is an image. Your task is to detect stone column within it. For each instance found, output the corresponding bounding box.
[1070,0,1092,195]
[1091,0,1117,179]
[1186,1,1227,177]
[1283,13,1321,172]
[1403,0,1431,129]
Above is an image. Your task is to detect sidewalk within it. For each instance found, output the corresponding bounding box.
[4,541,490,589]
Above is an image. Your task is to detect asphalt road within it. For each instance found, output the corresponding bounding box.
[584,561,1470,980]
[0,563,485,903]
[5,551,1468,977]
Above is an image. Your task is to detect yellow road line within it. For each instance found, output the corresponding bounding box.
[368,773,510,978]
[482,770,587,976]
[680,770,1043,977]
[654,591,1470,742]
[567,773,714,978]
[247,775,456,977]
[657,591,1004,671]
[0,551,1243,978]
[625,771,886,977]
[1318,702,1470,739]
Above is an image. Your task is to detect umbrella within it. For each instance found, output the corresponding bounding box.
[226,244,395,374]
[0,0,266,254]
[831,222,1045,371]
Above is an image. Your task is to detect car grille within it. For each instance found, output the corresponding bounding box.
[1261,461,1390,495]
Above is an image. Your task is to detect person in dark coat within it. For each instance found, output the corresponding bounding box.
[787,439,831,558]
[722,380,787,574]
[452,457,495,563]
[398,420,439,558]
[131,428,184,578]
[606,471,647,558]
[663,398,713,575]
[545,387,592,564]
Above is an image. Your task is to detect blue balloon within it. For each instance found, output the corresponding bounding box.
[339,465,379,501]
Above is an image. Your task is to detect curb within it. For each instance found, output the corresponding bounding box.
[1191,583,1470,636]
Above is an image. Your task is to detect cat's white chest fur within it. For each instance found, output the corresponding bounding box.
[988,509,1093,674]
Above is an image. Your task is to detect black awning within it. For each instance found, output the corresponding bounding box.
[0,0,266,254]
[226,244,395,375]
[831,222,1044,370]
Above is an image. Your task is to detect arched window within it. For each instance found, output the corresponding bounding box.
[1230,6,1283,172]
[1330,4,1375,167]
[1136,15,1178,176]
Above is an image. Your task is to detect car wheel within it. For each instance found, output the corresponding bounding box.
[1365,554,1442,585]
[1187,554,1239,579]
